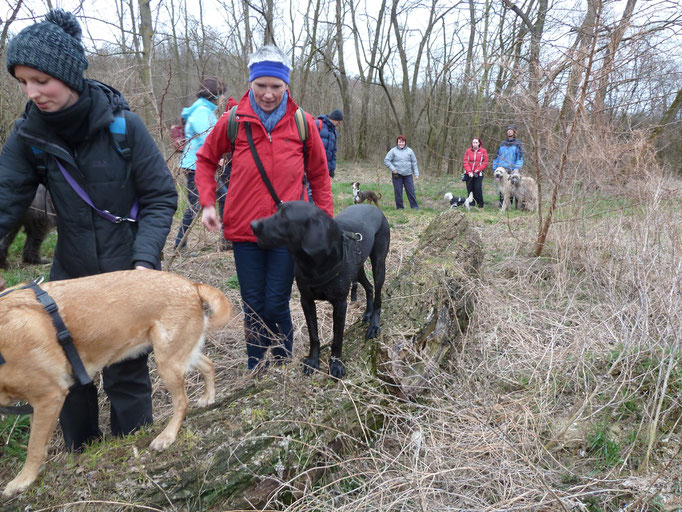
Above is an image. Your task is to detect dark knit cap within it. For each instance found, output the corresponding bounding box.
[329,109,343,121]
[197,77,225,99]
[6,9,88,93]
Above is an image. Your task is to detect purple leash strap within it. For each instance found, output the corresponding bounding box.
[53,157,138,223]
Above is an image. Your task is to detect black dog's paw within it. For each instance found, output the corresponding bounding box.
[361,310,373,323]
[302,357,320,375]
[329,357,346,379]
[365,324,381,340]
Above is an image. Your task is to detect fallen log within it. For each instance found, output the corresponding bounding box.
[3,210,482,510]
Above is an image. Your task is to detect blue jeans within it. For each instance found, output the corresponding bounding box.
[232,242,295,369]
[391,174,419,209]
[175,168,228,249]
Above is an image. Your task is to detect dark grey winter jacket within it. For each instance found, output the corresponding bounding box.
[0,80,177,280]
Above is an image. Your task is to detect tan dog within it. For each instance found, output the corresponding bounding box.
[509,170,538,212]
[0,270,232,496]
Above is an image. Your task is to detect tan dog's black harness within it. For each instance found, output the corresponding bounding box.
[0,281,92,415]
[25,282,92,386]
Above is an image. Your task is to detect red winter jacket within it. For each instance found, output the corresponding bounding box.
[462,146,489,177]
[195,91,333,242]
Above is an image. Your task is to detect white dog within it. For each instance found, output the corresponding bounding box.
[444,192,474,211]
[494,167,514,211]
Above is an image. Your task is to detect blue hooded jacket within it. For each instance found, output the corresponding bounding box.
[316,115,337,175]
[492,138,524,172]
[180,97,219,170]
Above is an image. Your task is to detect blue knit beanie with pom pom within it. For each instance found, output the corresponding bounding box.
[6,9,89,93]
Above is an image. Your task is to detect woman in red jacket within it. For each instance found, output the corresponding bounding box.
[195,45,333,369]
[462,137,488,208]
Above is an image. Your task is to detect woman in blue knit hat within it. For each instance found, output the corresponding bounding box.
[0,9,177,451]
[194,45,333,370]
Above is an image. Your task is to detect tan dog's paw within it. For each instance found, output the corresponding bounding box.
[197,396,215,408]
[3,475,32,497]
[149,433,176,451]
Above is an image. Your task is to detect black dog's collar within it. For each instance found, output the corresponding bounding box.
[304,231,363,290]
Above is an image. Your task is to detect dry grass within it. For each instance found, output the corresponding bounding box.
[2,161,681,511]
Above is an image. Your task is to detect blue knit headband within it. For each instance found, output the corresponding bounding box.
[249,61,290,84]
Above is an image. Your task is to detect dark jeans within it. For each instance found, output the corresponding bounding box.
[175,167,229,249]
[59,352,153,451]
[232,242,295,369]
[391,173,419,209]
[465,175,484,208]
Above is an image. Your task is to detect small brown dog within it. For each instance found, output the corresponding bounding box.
[0,270,232,496]
[352,182,382,207]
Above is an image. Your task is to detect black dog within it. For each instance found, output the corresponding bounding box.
[251,201,390,378]
[0,185,56,269]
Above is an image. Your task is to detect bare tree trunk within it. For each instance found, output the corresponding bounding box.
[650,87,682,141]
[263,0,275,46]
[351,0,388,159]
[243,0,253,61]
[534,3,601,256]
[138,0,155,127]
[558,0,598,133]
[334,0,351,158]
[464,0,476,84]
[473,0,492,133]
[297,0,322,105]
[593,0,637,116]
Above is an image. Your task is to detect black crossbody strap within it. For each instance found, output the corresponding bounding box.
[27,283,92,386]
[244,122,283,209]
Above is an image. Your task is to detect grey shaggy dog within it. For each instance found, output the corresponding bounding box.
[509,170,538,212]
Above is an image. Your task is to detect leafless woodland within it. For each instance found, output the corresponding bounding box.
[1,1,682,511]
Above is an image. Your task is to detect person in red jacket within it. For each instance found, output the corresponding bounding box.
[195,45,333,369]
[462,137,488,208]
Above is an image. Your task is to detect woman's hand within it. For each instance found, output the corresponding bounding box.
[202,205,222,232]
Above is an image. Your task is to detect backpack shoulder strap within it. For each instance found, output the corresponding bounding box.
[294,107,308,143]
[109,110,132,161]
[227,105,239,153]
[315,118,323,132]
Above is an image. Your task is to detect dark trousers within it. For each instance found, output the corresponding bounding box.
[59,352,153,451]
[175,167,229,248]
[465,175,484,208]
[232,242,295,369]
[392,174,419,209]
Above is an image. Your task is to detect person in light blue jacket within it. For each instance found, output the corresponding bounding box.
[175,77,225,250]
[492,125,524,208]
[384,135,419,209]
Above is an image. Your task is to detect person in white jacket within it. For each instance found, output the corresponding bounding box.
[384,135,419,209]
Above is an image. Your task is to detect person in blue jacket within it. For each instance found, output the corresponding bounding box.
[492,125,524,207]
[315,109,343,178]
[174,77,226,250]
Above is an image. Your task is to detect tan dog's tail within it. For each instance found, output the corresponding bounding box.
[196,283,233,329]
[377,192,383,200]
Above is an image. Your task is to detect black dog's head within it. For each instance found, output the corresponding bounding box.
[250,201,339,258]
